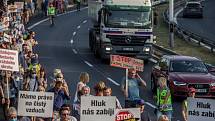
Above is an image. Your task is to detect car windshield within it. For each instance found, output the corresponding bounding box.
[187,3,200,8]
[170,60,208,73]
[106,10,151,29]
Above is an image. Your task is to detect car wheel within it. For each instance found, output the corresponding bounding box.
[151,76,156,93]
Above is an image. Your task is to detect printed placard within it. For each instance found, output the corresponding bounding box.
[18,91,54,117]
[8,5,18,13]
[188,97,215,121]
[81,96,116,121]
[115,108,140,121]
[2,17,10,29]
[0,49,19,72]
[110,55,144,71]
[14,2,24,12]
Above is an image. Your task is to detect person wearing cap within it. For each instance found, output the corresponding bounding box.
[136,99,151,121]
[182,87,196,121]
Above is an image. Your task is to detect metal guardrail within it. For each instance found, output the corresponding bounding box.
[163,0,215,52]
[151,0,214,68]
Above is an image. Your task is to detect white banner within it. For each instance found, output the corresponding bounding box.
[115,108,140,121]
[188,97,215,121]
[0,49,19,72]
[81,96,116,121]
[18,91,54,118]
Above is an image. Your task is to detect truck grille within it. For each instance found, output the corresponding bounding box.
[106,35,150,46]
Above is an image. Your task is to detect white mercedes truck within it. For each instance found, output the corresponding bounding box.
[89,0,153,61]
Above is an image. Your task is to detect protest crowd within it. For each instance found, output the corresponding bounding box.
[0,0,198,121]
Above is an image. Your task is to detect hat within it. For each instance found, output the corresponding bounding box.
[189,87,196,93]
[136,99,145,105]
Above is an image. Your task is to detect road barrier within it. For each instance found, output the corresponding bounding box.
[163,0,215,53]
[151,0,215,69]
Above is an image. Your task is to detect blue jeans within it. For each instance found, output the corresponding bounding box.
[157,110,172,121]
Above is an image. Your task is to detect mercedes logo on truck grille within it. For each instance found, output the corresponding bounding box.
[125,36,132,43]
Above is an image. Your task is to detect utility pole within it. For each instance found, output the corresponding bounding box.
[169,0,174,48]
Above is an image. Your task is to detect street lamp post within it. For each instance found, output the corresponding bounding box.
[169,0,174,48]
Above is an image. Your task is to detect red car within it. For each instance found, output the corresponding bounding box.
[151,55,215,98]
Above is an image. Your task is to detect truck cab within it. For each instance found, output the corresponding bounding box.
[89,0,153,61]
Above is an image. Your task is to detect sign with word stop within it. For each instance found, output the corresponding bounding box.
[110,55,144,72]
[115,108,140,121]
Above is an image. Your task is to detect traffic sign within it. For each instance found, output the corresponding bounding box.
[116,110,134,121]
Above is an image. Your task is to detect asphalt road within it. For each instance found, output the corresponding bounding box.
[29,8,184,121]
[177,0,215,42]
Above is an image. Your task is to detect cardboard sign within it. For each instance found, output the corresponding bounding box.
[8,5,18,13]
[18,91,54,118]
[110,55,144,71]
[2,17,10,29]
[188,97,215,121]
[14,2,24,12]
[0,49,19,72]
[115,108,140,121]
[81,96,116,121]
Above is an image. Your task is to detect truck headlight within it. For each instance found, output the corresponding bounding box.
[143,47,150,52]
[210,82,215,87]
[105,46,112,51]
[173,81,187,86]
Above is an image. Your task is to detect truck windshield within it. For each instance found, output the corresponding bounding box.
[106,10,151,29]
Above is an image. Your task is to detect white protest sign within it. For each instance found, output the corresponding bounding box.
[3,17,10,29]
[188,97,215,121]
[18,91,54,118]
[0,49,19,71]
[115,108,140,121]
[81,96,116,121]
[8,5,18,13]
[14,2,24,12]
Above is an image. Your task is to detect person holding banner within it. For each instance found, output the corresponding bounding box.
[121,68,146,108]
[0,71,18,120]
[182,87,196,121]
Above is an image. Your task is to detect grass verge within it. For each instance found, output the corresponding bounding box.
[154,4,215,65]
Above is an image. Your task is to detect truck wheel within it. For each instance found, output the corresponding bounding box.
[89,29,93,51]
[93,45,100,58]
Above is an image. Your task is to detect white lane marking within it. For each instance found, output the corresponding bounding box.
[145,102,157,109]
[83,20,87,24]
[149,58,158,63]
[27,18,49,29]
[175,8,183,24]
[107,77,120,86]
[27,7,88,29]
[77,26,81,29]
[84,61,93,67]
[73,32,76,36]
[70,39,74,44]
[72,49,78,54]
